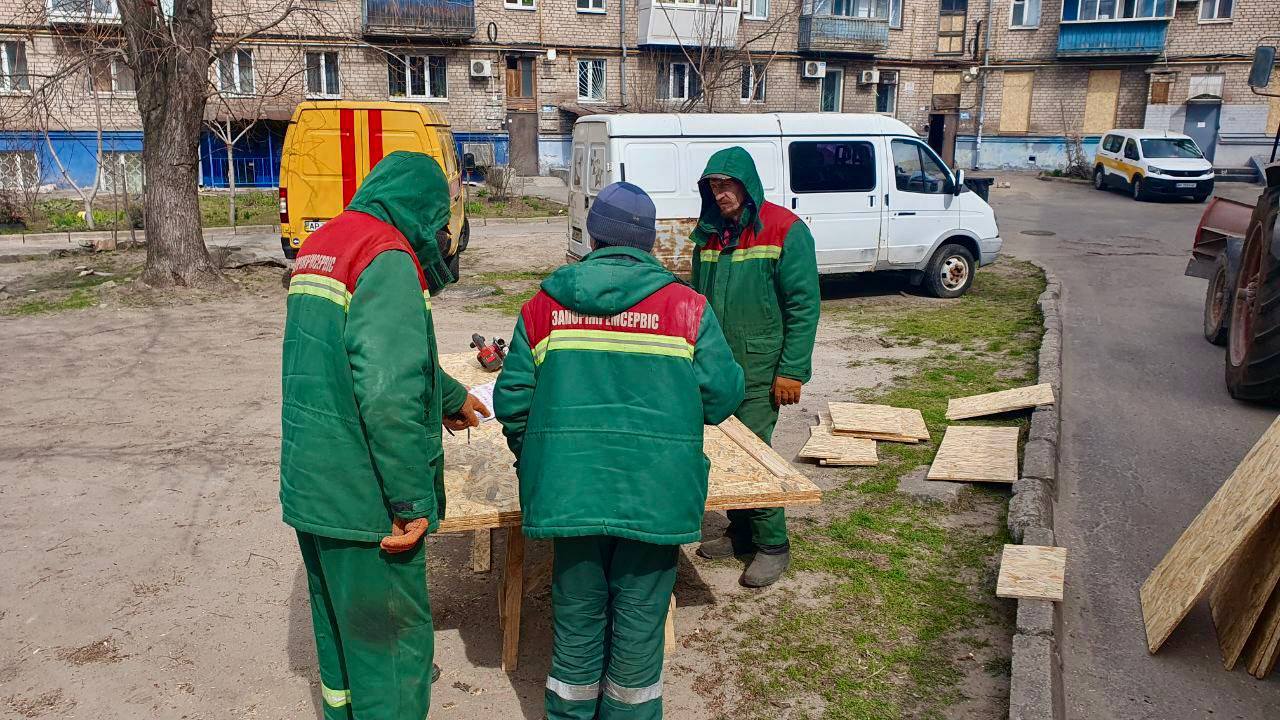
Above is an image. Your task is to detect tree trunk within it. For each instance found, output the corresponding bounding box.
[122,0,221,287]
[82,194,96,231]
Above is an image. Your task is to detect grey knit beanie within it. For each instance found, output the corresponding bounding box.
[587,182,657,253]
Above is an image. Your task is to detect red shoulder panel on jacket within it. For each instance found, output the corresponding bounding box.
[292,211,428,292]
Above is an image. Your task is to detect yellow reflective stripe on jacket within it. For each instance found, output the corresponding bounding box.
[288,273,351,311]
[699,249,720,263]
[532,328,694,365]
[321,683,351,708]
[730,245,782,262]
[423,289,432,312]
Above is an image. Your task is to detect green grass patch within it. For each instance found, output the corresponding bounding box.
[0,191,279,234]
[464,192,567,219]
[2,289,95,316]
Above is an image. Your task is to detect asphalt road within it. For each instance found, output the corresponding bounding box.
[997,177,1279,719]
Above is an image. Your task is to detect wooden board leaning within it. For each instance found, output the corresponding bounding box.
[927,425,1020,484]
[1140,416,1280,654]
[996,545,1067,602]
[946,383,1056,420]
[1208,507,1280,670]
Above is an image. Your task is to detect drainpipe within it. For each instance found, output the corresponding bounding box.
[620,0,628,107]
[973,0,992,169]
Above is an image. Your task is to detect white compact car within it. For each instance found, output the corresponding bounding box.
[1093,129,1215,202]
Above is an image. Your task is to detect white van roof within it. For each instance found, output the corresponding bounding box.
[577,113,919,138]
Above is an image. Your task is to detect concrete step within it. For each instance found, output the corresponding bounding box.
[1216,166,1261,184]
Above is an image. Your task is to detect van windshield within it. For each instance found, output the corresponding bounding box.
[1141,138,1203,159]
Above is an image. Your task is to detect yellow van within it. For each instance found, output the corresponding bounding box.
[278,101,468,271]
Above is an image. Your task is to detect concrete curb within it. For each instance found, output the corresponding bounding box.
[3,224,279,246]
[468,215,566,226]
[1036,174,1092,186]
[1008,260,1065,720]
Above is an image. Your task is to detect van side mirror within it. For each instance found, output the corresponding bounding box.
[463,152,477,170]
[953,169,965,196]
[1249,46,1276,89]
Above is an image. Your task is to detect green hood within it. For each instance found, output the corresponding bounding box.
[540,246,676,316]
[694,146,766,243]
[347,150,454,291]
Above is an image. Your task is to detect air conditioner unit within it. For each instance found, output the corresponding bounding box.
[859,69,880,85]
[470,59,493,78]
[802,60,827,79]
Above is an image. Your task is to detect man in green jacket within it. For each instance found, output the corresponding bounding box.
[495,182,744,720]
[690,147,821,588]
[280,151,486,720]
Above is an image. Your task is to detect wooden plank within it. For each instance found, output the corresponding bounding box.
[996,545,1067,602]
[470,528,493,573]
[1000,71,1034,134]
[1140,417,1280,654]
[1209,507,1280,670]
[501,527,525,672]
[946,383,1056,420]
[829,402,929,444]
[927,426,1020,484]
[798,424,878,466]
[1082,69,1122,135]
[1245,584,1280,679]
[664,593,677,663]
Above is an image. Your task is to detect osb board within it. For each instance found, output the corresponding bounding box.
[829,403,929,443]
[927,426,1020,484]
[798,424,877,466]
[1209,507,1280,670]
[1000,71,1034,134]
[1245,585,1280,679]
[1140,417,1280,654]
[434,353,821,533]
[946,384,1056,420]
[996,545,1067,602]
[1082,69,1122,135]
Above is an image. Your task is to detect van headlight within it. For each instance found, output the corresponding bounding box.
[1147,165,1168,176]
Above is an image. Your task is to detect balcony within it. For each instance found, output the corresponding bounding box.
[1056,19,1168,56]
[637,0,740,49]
[797,14,890,54]
[47,0,120,24]
[363,0,475,40]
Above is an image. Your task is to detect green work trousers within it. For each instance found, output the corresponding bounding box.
[726,395,789,549]
[297,531,434,720]
[545,536,678,720]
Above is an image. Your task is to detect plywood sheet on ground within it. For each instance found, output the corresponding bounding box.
[436,353,821,533]
[829,403,929,443]
[1209,507,1280,670]
[927,426,1019,483]
[1140,416,1280,654]
[946,383,1056,420]
[996,545,1067,602]
[798,423,877,466]
[1245,584,1280,679]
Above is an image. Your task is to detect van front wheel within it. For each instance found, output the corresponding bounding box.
[1094,166,1106,191]
[924,243,976,299]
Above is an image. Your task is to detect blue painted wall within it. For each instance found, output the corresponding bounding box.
[538,134,571,176]
[200,123,286,189]
[0,131,142,189]
[958,134,1103,171]
[454,131,509,182]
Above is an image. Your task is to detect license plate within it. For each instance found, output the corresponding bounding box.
[304,219,326,232]
[1176,183,1196,189]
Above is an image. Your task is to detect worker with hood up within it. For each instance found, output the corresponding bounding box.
[689,147,821,588]
[495,182,744,719]
[280,150,487,720]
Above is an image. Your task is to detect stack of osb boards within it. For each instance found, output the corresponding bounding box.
[1140,417,1280,679]
[797,412,878,467]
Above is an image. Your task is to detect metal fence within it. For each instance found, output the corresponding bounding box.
[364,0,475,38]
[797,15,890,54]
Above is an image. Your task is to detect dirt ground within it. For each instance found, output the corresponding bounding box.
[0,222,1016,719]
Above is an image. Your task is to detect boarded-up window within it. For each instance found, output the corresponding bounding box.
[1082,69,1121,134]
[1000,71,1033,134]
[933,71,961,96]
[937,13,966,54]
[1150,77,1172,105]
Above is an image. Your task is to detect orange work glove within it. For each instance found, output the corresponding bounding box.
[380,517,429,553]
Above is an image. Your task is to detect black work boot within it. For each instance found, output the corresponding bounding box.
[741,545,790,588]
[432,664,441,683]
[697,532,752,560]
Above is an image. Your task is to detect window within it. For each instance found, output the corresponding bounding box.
[999,70,1033,133]
[876,70,897,114]
[889,0,902,27]
[98,151,143,194]
[1123,138,1140,161]
[1200,0,1231,20]
[740,62,766,103]
[577,0,604,11]
[1061,0,1171,21]
[891,139,950,194]
[742,0,767,19]
[571,146,585,189]
[49,0,118,19]
[216,48,255,95]
[657,61,700,101]
[0,151,37,189]
[820,69,842,112]
[1150,77,1172,104]
[832,0,889,18]
[577,59,606,101]
[0,41,29,92]
[505,0,535,9]
[1011,0,1039,26]
[1142,138,1203,159]
[937,0,966,54]
[506,56,535,99]
[89,54,136,94]
[305,51,340,98]
[388,54,447,100]
[588,145,606,191]
[789,141,876,194]
[1102,134,1123,153]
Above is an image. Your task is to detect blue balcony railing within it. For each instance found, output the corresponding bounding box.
[1056,19,1168,56]
[797,15,890,54]
[363,0,475,39]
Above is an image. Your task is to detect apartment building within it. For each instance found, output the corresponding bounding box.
[0,0,1276,191]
